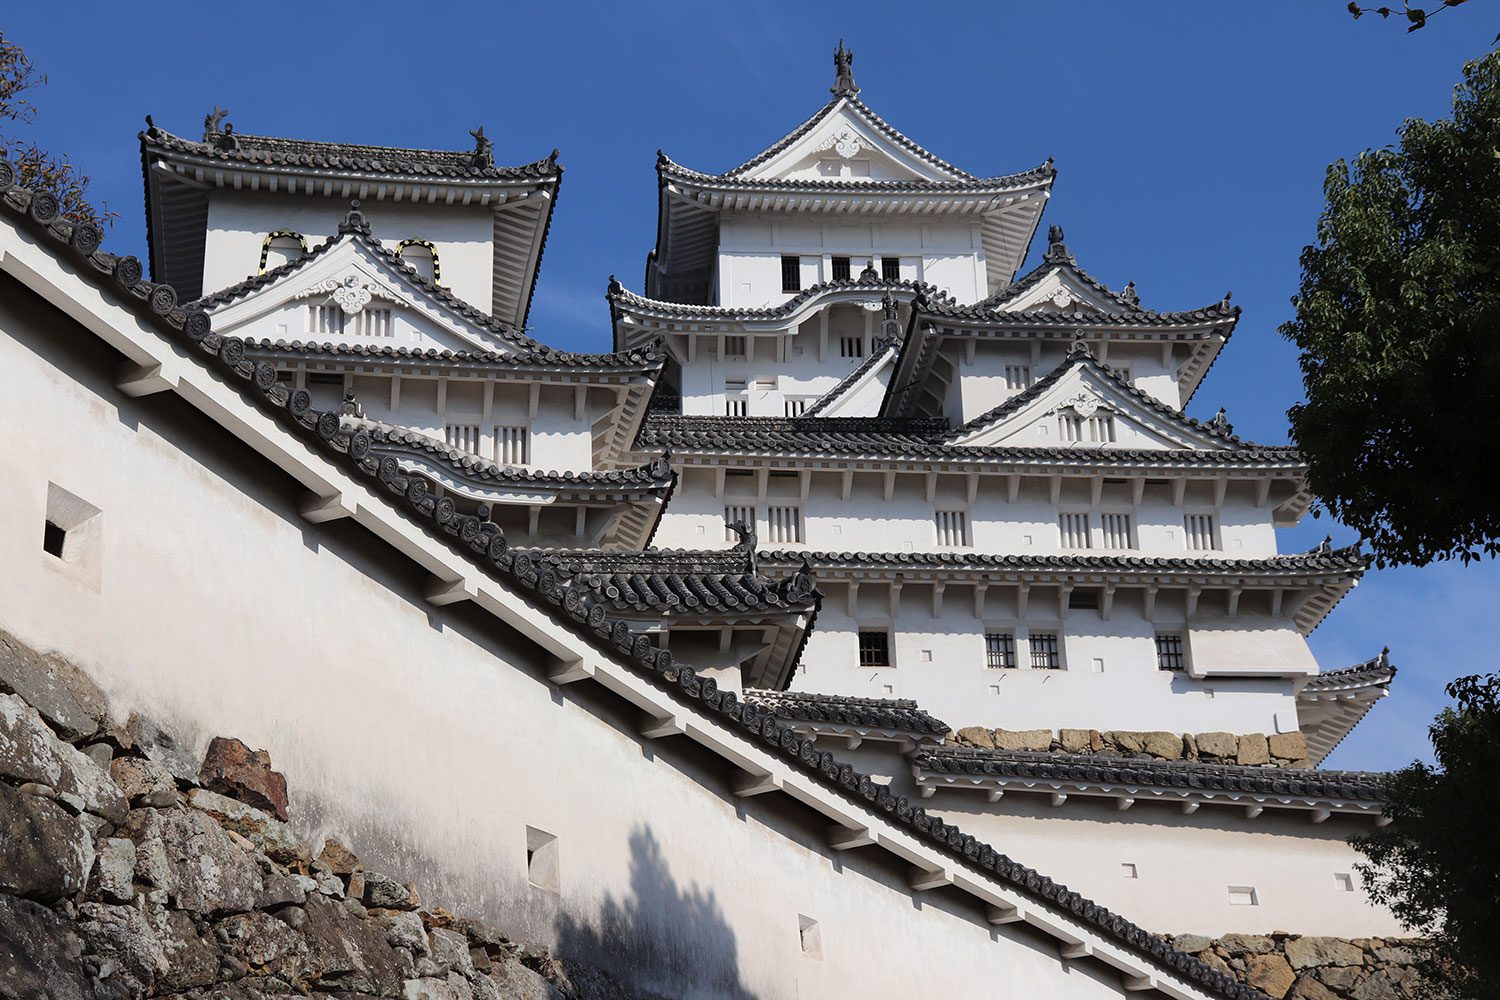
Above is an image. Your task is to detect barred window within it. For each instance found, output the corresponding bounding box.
[1184,513,1218,550]
[784,398,808,417]
[934,510,968,547]
[832,256,851,282]
[494,425,529,466]
[1155,634,1185,671]
[839,336,865,359]
[1029,632,1061,670]
[881,256,901,282]
[781,255,801,293]
[1058,513,1091,549]
[445,423,481,455]
[352,308,392,338]
[724,504,754,543]
[985,632,1016,669]
[309,305,346,336]
[1004,365,1032,390]
[723,336,747,359]
[1060,413,1116,443]
[766,505,803,544]
[1099,512,1133,550]
[858,630,890,667]
[724,380,748,417]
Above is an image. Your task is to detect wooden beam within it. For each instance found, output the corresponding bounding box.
[115,362,174,397]
[973,584,988,620]
[547,656,591,685]
[908,867,951,892]
[733,772,779,797]
[985,902,1022,925]
[827,824,875,851]
[639,714,684,739]
[300,493,353,524]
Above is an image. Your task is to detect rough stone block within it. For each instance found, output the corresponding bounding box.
[956,726,994,749]
[216,909,310,978]
[365,871,421,911]
[0,628,107,742]
[1105,731,1147,753]
[119,806,264,914]
[1196,732,1239,758]
[1058,728,1093,754]
[1289,974,1340,1000]
[125,712,200,785]
[199,736,289,821]
[1142,731,1185,759]
[110,755,177,807]
[488,960,567,1000]
[429,926,476,979]
[1349,966,1421,998]
[1237,733,1271,766]
[1171,933,1213,954]
[1245,953,1296,999]
[993,728,1052,751]
[319,836,364,875]
[93,836,137,902]
[1269,732,1310,761]
[0,891,92,1000]
[1286,936,1365,969]
[0,780,95,902]
[188,787,303,864]
[300,893,409,994]
[0,693,127,822]
[1218,933,1276,954]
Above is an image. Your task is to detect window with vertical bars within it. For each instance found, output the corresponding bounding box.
[724,380,748,417]
[765,505,802,544]
[351,308,392,338]
[1029,632,1060,669]
[445,423,481,455]
[881,256,901,282]
[839,336,864,359]
[985,632,1016,669]
[1004,365,1032,390]
[784,398,808,417]
[1155,634,1185,671]
[934,510,968,547]
[493,425,529,466]
[309,305,345,336]
[723,336,747,358]
[1058,513,1091,549]
[1184,513,1217,550]
[1059,414,1116,443]
[831,256,851,282]
[1099,512,1133,550]
[781,255,801,292]
[723,505,754,542]
[858,631,890,667]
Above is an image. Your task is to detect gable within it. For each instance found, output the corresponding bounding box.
[949,362,1231,451]
[203,235,517,356]
[994,267,1124,315]
[735,103,964,184]
[808,344,897,417]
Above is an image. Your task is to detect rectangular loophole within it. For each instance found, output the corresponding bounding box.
[43,521,66,558]
[798,914,822,959]
[1121,863,1138,879]
[43,484,103,587]
[526,826,559,894]
[1334,873,1354,892]
[1228,885,1258,906]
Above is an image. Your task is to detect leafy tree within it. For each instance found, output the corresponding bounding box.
[0,31,115,228]
[1351,673,1500,998]
[1347,0,1473,33]
[1281,49,1500,568]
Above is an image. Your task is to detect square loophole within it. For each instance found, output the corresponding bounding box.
[1121,863,1138,879]
[43,483,103,588]
[1228,885,1258,906]
[1334,873,1354,892]
[798,914,822,959]
[526,826,559,894]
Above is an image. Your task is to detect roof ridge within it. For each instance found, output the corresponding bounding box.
[803,336,900,416]
[756,548,1368,575]
[608,274,944,320]
[0,168,1266,1000]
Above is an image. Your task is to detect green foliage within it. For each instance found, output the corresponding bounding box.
[1281,49,1500,568]
[0,31,115,229]
[1347,0,1473,33]
[1351,673,1500,998]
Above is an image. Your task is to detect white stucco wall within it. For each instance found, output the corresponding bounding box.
[204,192,497,312]
[0,278,1165,1000]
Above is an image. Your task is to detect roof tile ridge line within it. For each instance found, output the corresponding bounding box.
[969,254,1146,314]
[754,548,1366,573]
[944,342,1256,447]
[803,337,901,416]
[659,156,1055,191]
[607,275,944,318]
[719,96,843,177]
[358,420,674,487]
[0,176,1262,1000]
[841,96,979,182]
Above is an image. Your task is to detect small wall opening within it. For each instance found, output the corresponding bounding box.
[43,483,102,586]
[1334,872,1354,892]
[1228,885,1258,906]
[798,914,822,959]
[526,826,559,894]
[1120,863,1138,879]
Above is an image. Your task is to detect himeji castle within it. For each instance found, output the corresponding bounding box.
[0,42,1411,1000]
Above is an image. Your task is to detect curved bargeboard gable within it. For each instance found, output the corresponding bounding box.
[0,184,1261,999]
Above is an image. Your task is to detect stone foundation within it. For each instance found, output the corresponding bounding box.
[952,726,1313,768]
[1166,933,1430,999]
[0,627,644,1000]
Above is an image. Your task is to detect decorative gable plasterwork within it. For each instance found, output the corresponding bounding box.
[816,124,864,159]
[1045,390,1112,420]
[295,275,404,316]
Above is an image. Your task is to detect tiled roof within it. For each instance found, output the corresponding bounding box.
[759,545,1368,578]
[746,689,949,736]
[361,422,675,493]
[944,339,1247,445]
[1304,652,1397,694]
[802,336,899,416]
[638,414,1303,467]
[142,120,561,183]
[911,747,1386,804]
[607,274,940,322]
[520,548,820,617]
[0,168,1269,1000]
[245,338,663,373]
[661,151,1055,194]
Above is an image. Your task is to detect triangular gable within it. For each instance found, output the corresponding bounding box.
[726,98,972,184]
[983,228,1142,315]
[202,230,519,357]
[805,340,897,417]
[948,345,1237,451]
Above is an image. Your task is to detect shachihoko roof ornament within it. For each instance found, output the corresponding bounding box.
[831,39,859,98]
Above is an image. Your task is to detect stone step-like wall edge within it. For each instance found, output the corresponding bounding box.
[953,727,1315,769]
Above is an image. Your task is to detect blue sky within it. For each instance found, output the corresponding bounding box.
[4,2,1493,770]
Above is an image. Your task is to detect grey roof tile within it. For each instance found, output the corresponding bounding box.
[746,688,950,736]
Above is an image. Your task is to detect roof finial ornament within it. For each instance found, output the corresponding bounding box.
[1121,280,1139,306]
[1318,534,1333,554]
[1208,407,1234,436]
[728,520,759,575]
[1044,224,1075,265]
[859,259,879,282]
[469,126,494,168]
[1221,290,1234,309]
[881,291,897,321]
[831,39,859,98]
[203,106,229,140]
[340,199,369,234]
[1067,330,1094,359]
[1379,645,1391,667]
[340,387,364,419]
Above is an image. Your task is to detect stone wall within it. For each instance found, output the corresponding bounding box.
[0,629,640,1000]
[1166,933,1429,1000]
[952,726,1313,768]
